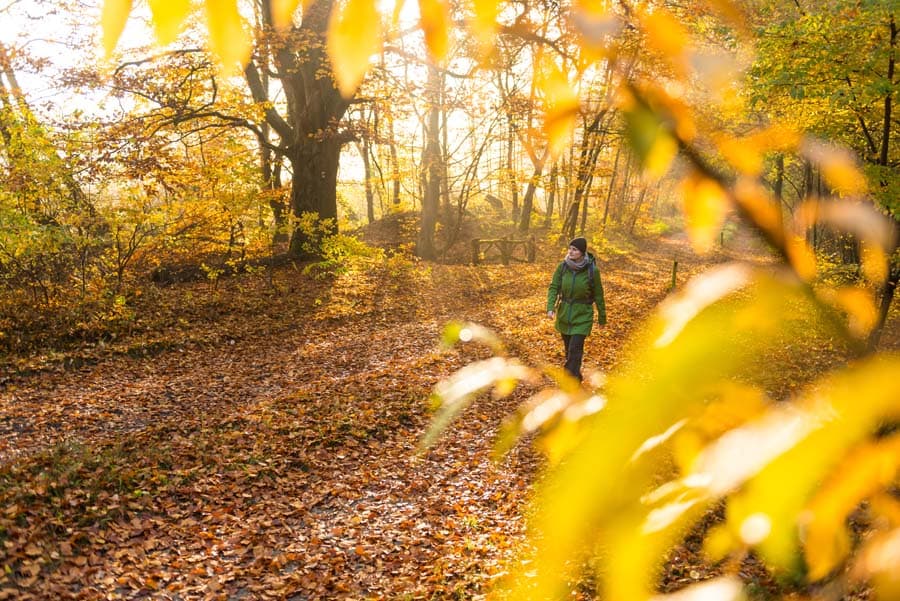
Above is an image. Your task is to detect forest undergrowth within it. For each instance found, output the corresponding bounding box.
[1,231,896,600]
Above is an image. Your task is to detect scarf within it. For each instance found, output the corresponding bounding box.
[564,255,589,271]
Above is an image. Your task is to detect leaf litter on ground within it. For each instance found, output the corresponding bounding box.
[0,232,896,599]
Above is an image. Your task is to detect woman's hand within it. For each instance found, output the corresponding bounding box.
[547,311,555,319]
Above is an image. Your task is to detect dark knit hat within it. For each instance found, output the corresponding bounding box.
[568,237,587,254]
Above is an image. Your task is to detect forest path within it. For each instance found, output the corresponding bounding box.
[0,234,786,599]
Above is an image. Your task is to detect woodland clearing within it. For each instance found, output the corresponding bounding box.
[1,231,897,600]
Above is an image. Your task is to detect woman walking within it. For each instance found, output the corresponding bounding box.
[546,237,607,382]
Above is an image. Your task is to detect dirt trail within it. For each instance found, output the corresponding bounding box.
[0,235,747,599]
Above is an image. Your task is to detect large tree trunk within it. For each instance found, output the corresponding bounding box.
[247,0,349,258]
[287,138,341,255]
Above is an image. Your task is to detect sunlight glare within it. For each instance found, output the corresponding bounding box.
[739,513,771,545]
[649,576,745,601]
[655,264,752,347]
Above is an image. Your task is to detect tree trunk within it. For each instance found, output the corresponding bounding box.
[247,0,349,258]
[773,153,785,217]
[602,144,622,226]
[441,87,451,216]
[287,138,341,256]
[612,153,633,224]
[386,111,401,206]
[359,140,375,223]
[545,161,558,227]
[417,65,441,260]
[628,186,648,234]
[561,114,604,241]
[868,235,899,351]
[519,152,548,232]
[507,119,519,224]
[880,15,896,168]
[868,14,898,350]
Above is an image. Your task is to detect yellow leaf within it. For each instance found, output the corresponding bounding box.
[422,357,536,449]
[854,527,900,600]
[391,0,407,30]
[795,199,895,250]
[725,355,900,571]
[536,57,579,159]
[492,377,519,399]
[638,7,689,73]
[101,0,132,57]
[571,0,619,56]
[418,0,450,63]
[622,92,679,179]
[205,0,251,72]
[733,178,782,241]
[869,493,900,528]
[749,122,801,153]
[679,174,729,254]
[785,235,817,281]
[655,263,753,347]
[646,134,678,178]
[702,525,737,563]
[715,134,762,176]
[703,0,750,35]
[147,0,191,45]
[271,0,302,28]
[820,287,878,338]
[440,320,505,354]
[327,0,382,98]
[861,242,889,285]
[672,382,769,471]
[801,139,868,197]
[803,435,900,580]
[470,0,498,47]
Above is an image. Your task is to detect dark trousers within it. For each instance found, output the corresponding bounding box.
[561,334,586,382]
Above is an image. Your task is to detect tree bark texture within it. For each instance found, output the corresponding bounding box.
[246,0,350,257]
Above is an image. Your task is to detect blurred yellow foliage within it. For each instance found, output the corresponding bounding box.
[679,174,729,254]
[418,0,451,64]
[101,0,131,57]
[803,435,900,580]
[327,0,382,97]
[146,0,191,45]
[536,56,579,159]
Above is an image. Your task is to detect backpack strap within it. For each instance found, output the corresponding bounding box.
[588,261,595,300]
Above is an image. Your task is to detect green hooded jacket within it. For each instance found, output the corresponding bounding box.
[546,252,607,336]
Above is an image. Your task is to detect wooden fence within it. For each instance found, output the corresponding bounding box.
[471,236,536,265]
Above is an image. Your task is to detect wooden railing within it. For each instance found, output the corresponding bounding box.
[471,236,536,265]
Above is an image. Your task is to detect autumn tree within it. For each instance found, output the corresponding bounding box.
[750,0,900,347]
